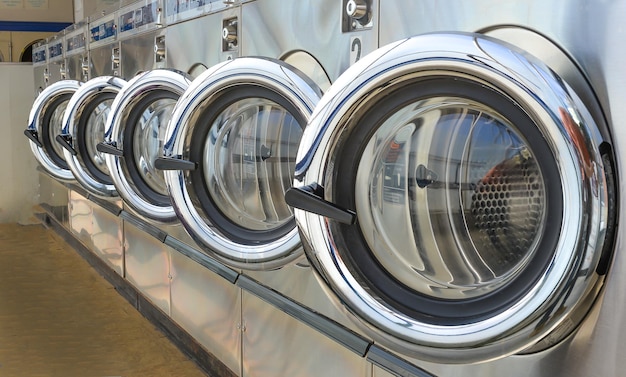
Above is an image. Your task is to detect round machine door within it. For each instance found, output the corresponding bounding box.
[99,69,191,223]
[287,32,617,363]
[25,80,81,181]
[59,76,127,197]
[157,57,323,270]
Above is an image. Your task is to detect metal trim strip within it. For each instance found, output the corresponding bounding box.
[120,210,168,242]
[236,274,372,357]
[163,235,240,284]
[366,345,438,377]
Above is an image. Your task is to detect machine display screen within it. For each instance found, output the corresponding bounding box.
[119,2,159,33]
[33,48,46,63]
[48,42,63,59]
[90,20,116,43]
[66,33,86,53]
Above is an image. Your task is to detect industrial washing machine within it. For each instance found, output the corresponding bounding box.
[158,0,378,271]
[25,48,81,228]
[51,6,126,274]
[288,1,622,376]
[24,30,79,184]
[153,0,385,375]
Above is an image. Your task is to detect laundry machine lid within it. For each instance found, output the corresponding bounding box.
[157,57,323,270]
[59,76,126,198]
[25,80,81,181]
[287,32,616,363]
[99,69,191,223]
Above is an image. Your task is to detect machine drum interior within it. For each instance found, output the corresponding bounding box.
[469,144,545,273]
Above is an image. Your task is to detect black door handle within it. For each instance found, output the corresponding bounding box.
[285,183,356,224]
[55,134,77,155]
[24,129,42,147]
[154,157,197,171]
[96,142,124,156]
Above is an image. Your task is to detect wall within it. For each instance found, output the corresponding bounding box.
[0,0,74,23]
[0,31,52,62]
[0,64,40,223]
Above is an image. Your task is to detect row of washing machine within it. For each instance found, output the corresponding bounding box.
[24,0,626,376]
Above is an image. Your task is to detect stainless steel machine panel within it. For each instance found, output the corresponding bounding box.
[241,291,371,377]
[38,173,70,228]
[92,202,124,276]
[169,250,242,376]
[118,0,166,78]
[241,0,379,86]
[47,33,65,85]
[32,40,48,94]
[88,12,119,78]
[164,2,240,77]
[124,219,172,315]
[64,22,89,82]
[68,189,94,250]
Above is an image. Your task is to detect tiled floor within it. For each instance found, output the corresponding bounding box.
[0,223,209,377]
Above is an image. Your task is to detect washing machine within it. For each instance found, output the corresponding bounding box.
[288,1,622,376]
[154,1,381,375]
[25,70,81,229]
[159,0,378,272]
[25,30,76,183]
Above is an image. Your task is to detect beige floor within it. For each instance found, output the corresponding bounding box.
[0,223,209,377]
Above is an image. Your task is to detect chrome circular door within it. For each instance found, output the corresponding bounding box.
[159,57,322,270]
[25,80,81,181]
[288,33,616,363]
[59,76,126,197]
[101,69,191,223]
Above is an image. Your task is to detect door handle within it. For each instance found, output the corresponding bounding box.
[55,134,77,155]
[285,183,356,224]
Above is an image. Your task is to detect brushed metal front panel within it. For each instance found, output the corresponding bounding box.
[120,30,162,79]
[165,9,239,76]
[241,290,371,377]
[241,0,378,83]
[33,65,47,94]
[245,264,363,335]
[91,202,124,276]
[38,173,70,227]
[68,190,93,249]
[170,250,242,376]
[89,43,117,78]
[65,54,87,82]
[47,60,64,84]
[124,220,171,315]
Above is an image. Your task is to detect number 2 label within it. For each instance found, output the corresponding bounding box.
[350,36,362,65]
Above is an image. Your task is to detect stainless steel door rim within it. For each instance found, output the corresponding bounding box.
[59,76,127,198]
[159,57,323,270]
[102,69,191,223]
[289,32,615,363]
[25,80,81,182]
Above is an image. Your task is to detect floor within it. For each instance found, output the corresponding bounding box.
[0,222,209,377]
